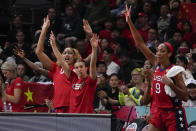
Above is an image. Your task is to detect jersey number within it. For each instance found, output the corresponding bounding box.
[155,83,161,94]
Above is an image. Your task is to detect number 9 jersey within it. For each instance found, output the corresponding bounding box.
[151,65,182,109]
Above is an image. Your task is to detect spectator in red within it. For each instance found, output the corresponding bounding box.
[177,41,190,56]
[50,32,98,113]
[111,28,120,40]
[135,12,150,42]
[99,18,113,40]
[181,20,196,47]
[0,74,4,112]
[1,61,26,112]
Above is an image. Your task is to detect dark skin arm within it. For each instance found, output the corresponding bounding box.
[123,5,157,66]
[162,73,189,101]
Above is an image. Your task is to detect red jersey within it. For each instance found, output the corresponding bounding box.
[49,62,72,108]
[6,77,25,112]
[151,65,182,109]
[68,71,97,113]
[0,97,2,112]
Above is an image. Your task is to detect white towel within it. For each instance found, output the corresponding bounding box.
[164,66,185,97]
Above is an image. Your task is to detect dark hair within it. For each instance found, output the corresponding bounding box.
[64,3,76,15]
[112,37,129,49]
[73,38,84,48]
[182,19,192,32]
[98,72,108,79]
[175,54,188,68]
[116,49,130,58]
[163,42,176,64]
[104,47,114,55]
[109,73,119,79]
[173,29,183,37]
[96,61,106,67]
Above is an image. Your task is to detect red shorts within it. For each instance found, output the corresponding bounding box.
[55,106,69,113]
[150,107,188,131]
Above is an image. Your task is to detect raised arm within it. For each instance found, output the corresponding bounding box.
[123,5,157,66]
[83,19,101,64]
[35,15,53,70]
[89,34,98,80]
[83,19,93,38]
[50,31,71,77]
[14,47,49,77]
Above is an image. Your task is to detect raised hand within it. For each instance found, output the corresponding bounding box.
[42,15,50,30]
[83,19,93,35]
[122,4,131,23]
[13,46,25,59]
[90,34,99,49]
[49,31,56,47]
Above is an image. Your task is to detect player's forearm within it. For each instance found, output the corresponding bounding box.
[36,28,47,54]
[169,83,189,101]
[89,47,97,80]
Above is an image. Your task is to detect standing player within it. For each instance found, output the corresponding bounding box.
[50,31,98,113]
[36,16,82,113]
[123,5,189,131]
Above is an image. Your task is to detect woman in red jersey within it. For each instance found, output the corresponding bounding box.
[49,31,98,113]
[0,74,4,111]
[36,16,94,113]
[123,5,189,131]
[35,16,79,113]
[1,61,25,112]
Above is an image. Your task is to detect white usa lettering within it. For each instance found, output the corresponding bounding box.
[60,68,64,74]
[154,75,162,81]
[72,84,82,90]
